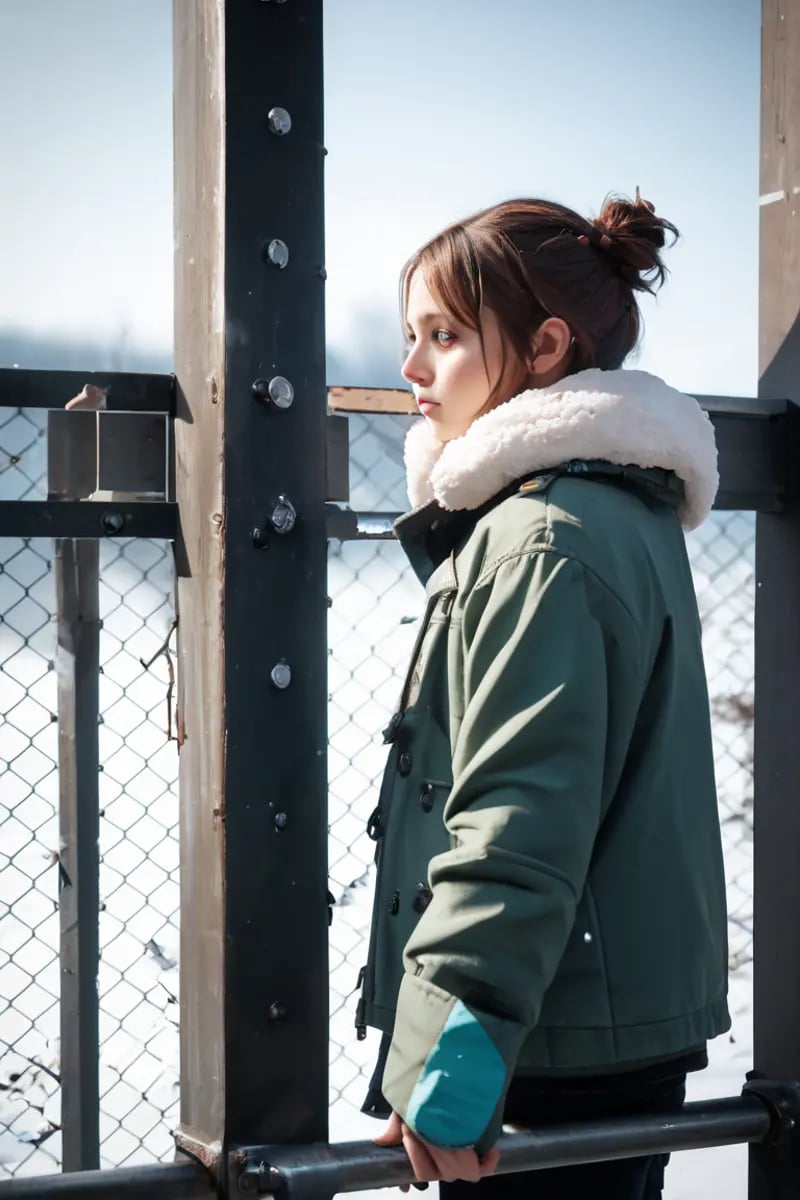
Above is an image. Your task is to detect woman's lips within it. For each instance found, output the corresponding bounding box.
[417,398,439,412]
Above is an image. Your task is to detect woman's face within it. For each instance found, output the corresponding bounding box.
[401,270,504,442]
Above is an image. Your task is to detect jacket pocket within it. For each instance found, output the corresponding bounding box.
[535,882,613,1029]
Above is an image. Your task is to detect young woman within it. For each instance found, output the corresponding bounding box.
[355,194,729,1200]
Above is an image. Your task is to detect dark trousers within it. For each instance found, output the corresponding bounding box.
[440,1077,686,1200]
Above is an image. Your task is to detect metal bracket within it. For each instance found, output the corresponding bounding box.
[172,1128,223,1185]
[743,1074,800,1183]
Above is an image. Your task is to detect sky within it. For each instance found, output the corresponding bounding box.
[0,0,761,398]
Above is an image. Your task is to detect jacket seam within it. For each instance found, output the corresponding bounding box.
[472,545,642,634]
[584,883,617,1056]
[434,847,581,906]
[532,1000,729,1033]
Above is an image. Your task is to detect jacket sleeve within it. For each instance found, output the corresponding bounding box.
[381,549,637,1152]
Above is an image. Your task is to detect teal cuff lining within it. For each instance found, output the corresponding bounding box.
[405,999,506,1148]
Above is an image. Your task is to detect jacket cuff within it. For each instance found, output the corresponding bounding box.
[381,974,528,1154]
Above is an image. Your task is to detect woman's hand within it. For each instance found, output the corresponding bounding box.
[374,1111,501,1191]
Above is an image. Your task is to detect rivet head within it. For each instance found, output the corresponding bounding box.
[271,662,292,689]
[268,376,294,408]
[274,812,288,830]
[583,931,593,944]
[268,107,292,136]
[268,1001,287,1022]
[266,238,289,269]
[270,495,296,534]
[101,512,125,535]
[252,376,294,409]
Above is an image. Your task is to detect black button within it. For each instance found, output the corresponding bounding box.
[413,884,432,914]
[389,890,400,916]
[366,806,382,841]
[419,784,434,813]
[398,752,413,776]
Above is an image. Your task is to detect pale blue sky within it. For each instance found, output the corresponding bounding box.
[0,0,760,397]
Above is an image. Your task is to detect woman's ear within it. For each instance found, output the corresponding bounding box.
[528,318,574,384]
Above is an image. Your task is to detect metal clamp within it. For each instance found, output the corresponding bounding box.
[743,1074,800,1184]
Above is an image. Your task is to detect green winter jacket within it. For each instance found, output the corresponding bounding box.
[357,369,730,1154]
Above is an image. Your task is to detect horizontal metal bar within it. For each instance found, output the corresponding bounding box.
[328,408,785,540]
[710,410,786,511]
[0,368,175,414]
[0,501,178,540]
[697,393,787,416]
[326,504,401,540]
[236,1095,772,1198]
[0,1160,213,1199]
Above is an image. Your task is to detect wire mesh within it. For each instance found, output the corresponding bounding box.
[0,406,756,1171]
[0,407,179,1178]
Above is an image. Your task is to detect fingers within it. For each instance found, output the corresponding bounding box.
[373,1111,404,1146]
[401,1125,441,1183]
[434,1148,481,1184]
[376,1111,493,1187]
[479,1146,501,1177]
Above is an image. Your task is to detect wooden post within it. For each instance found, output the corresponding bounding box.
[173,0,329,1176]
[751,2,800,1197]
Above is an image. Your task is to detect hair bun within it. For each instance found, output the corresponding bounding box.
[593,190,678,294]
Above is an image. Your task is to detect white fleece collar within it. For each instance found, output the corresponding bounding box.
[404,369,718,531]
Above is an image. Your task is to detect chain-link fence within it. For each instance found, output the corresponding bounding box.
[0,405,755,1175]
[0,404,179,1177]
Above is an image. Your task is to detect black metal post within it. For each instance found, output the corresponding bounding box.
[173,0,329,1176]
[751,3,800,1198]
[54,539,100,1171]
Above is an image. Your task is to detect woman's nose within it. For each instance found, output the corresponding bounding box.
[401,343,431,386]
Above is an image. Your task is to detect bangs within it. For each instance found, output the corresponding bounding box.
[401,225,483,331]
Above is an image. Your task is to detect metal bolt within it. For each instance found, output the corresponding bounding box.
[252,376,294,409]
[269,376,294,408]
[270,495,296,535]
[268,107,292,136]
[252,527,268,550]
[100,512,125,535]
[268,1002,288,1022]
[274,812,288,830]
[266,238,289,269]
[271,661,292,689]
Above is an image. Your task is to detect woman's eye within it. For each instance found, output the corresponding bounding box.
[434,330,455,346]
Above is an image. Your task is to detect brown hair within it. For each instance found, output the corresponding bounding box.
[400,194,678,412]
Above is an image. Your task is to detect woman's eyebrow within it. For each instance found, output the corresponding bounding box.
[406,310,451,327]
